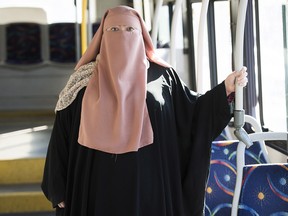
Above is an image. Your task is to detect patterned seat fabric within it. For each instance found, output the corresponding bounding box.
[6,23,42,64]
[205,140,268,215]
[213,129,229,141]
[92,22,100,35]
[49,23,77,63]
[238,163,288,215]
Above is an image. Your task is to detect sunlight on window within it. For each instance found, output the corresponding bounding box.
[214,1,232,83]
[192,2,211,93]
[258,0,287,131]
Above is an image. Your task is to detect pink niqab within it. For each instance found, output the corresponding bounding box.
[77,6,170,154]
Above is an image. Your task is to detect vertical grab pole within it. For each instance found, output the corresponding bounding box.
[234,0,246,110]
[151,0,163,47]
[74,0,81,61]
[87,0,93,44]
[196,0,209,94]
[81,0,88,54]
[170,0,183,68]
[232,3,252,215]
[233,0,253,148]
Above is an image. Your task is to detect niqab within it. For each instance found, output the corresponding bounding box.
[77,6,170,153]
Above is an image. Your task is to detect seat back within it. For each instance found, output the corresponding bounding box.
[5,23,43,65]
[92,22,101,35]
[205,140,268,215]
[238,163,288,215]
[0,7,48,66]
[205,140,238,215]
[205,115,266,215]
[48,23,77,63]
[0,7,47,25]
[232,132,288,216]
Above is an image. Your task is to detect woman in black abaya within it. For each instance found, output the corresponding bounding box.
[42,5,248,216]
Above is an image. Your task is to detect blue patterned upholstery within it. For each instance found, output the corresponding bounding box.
[49,23,77,63]
[92,22,100,35]
[238,163,288,215]
[205,140,268,215]
[6,23,42,64]
[205,140,238,215]
[213,129,229,141]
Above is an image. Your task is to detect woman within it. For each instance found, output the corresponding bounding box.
[42,5,248,216]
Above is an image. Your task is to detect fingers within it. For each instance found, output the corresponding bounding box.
[235,67,248,87]
[58,201,65,208]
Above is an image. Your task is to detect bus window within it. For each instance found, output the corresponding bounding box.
[258,0,287,131]
[191,2,211,93]
[190,1,232,93]
[158,5,170,48]
[214,1,232,84]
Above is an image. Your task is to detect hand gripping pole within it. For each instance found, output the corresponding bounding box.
[233,0,253,148]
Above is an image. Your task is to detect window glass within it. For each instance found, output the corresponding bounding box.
[258,0,287,131]
[191,1,232,92]
[191,2,211,93]
[158,5,170,47]
[214,1,232,84]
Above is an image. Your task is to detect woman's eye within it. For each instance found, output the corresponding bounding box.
[126,27,135,32]
[107,27,120,32]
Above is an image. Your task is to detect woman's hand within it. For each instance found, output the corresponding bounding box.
[224,67,248,96]
[58,201,65,208]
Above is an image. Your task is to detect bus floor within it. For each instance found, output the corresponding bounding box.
[0,111,55,215]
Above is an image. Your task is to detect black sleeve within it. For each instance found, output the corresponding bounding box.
[194,80,232,141]
[41,108,71,208]
[166,68,232,215]
[167,67,231,149]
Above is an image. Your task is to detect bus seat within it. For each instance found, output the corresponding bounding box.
[237,163,288,215]
[5,23,43,65]
[0,25,5,64]
[92,22,101,35]
[205,140,268,215]
[232,132,288,216]
[213,128,230,141]
[205,115,266,215]
[0,7,47,24]
[48,23,77,63]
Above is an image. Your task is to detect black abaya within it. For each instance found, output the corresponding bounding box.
[42,62,232,216]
